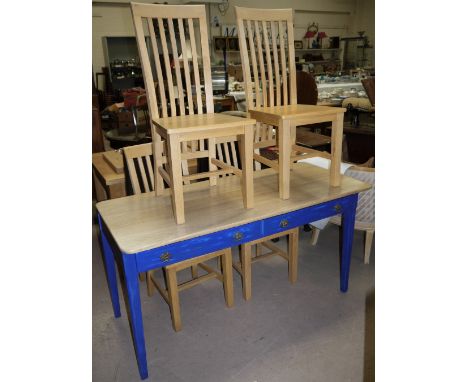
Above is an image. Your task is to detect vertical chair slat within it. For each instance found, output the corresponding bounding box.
[127,158,141,194]
[223,142,232,167]
[158,18,176,116]
[188,19,203,114]
[148,17,168,118]
[246,20,261,108]
[237,20,253,110]
[254,20,267,107]
[137,157,150,192]
[278,20,288,105]
[145,155,154,190]
[178,18,194,115]
[270,21,281,106]
[286,19,297,105]
[132,17,159,120]
[188,18,203,114]
[230,140,239,169]
[198,12,214,113]
[168,18,185,115]
[262,21,274,107]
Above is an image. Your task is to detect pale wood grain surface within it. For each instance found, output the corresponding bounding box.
[154,113,256,134]
[92,153,125,186]
[249,104,346,121]
[97,163,370,254]
[103,151,124,174]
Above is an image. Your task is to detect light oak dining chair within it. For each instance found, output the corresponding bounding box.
[214,136,299,301]
[235,6,346,199]
[123,143,234,332]
[131,2,255,224]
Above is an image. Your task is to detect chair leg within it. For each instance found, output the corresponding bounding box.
[208,137,218,186]
[310,226,321,246]
[330,113,344,187]
[364,230,374,264]
[166,268,182,332]
[154,134,165,195]
[278,119,291,199]
[167,134,185,224]
[240,244,252,301]
[146,271,155,297]
[239,125,254,208]
[191,265,198,279]
[221,249,234,308]
[288,228,299,284]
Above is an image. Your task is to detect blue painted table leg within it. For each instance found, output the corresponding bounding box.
[122,254,148,380]
[340,194,358,293]
[98,214,121,318]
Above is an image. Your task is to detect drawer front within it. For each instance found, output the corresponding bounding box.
[263,197,349,237]
[135,220,262,272]
[135,195,357,272]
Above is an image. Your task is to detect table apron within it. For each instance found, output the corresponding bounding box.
[132,194,357,273]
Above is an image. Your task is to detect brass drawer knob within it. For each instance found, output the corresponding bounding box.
[234,231,243,241]
[334,204,342,213]
[280,219,289,228]
[160,252,172,262]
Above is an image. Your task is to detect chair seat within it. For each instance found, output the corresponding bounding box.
[153,113,256,135]
[249,104,345,124]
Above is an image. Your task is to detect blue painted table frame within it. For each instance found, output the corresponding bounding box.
[98,193,358,380]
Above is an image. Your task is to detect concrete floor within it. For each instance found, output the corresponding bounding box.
[92,215,374,382]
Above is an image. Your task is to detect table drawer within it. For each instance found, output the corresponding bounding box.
[263,198,347,237]
[135,220,262,272]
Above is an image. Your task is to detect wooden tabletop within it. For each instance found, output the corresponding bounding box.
[249,104,346,122]
[96,163,370,254]
[153,113,256,134]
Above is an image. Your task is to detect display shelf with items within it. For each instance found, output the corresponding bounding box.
[295,48,342,75]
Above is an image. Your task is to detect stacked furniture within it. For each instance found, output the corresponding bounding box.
[132,2,255,224]
[95,3,372,379]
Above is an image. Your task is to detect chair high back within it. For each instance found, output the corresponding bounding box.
[236,7,297,109]
[123,143,154,194]
[124,139,239,191]
[131,2,214,120]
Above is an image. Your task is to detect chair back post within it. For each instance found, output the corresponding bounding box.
[235,7,297,108]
